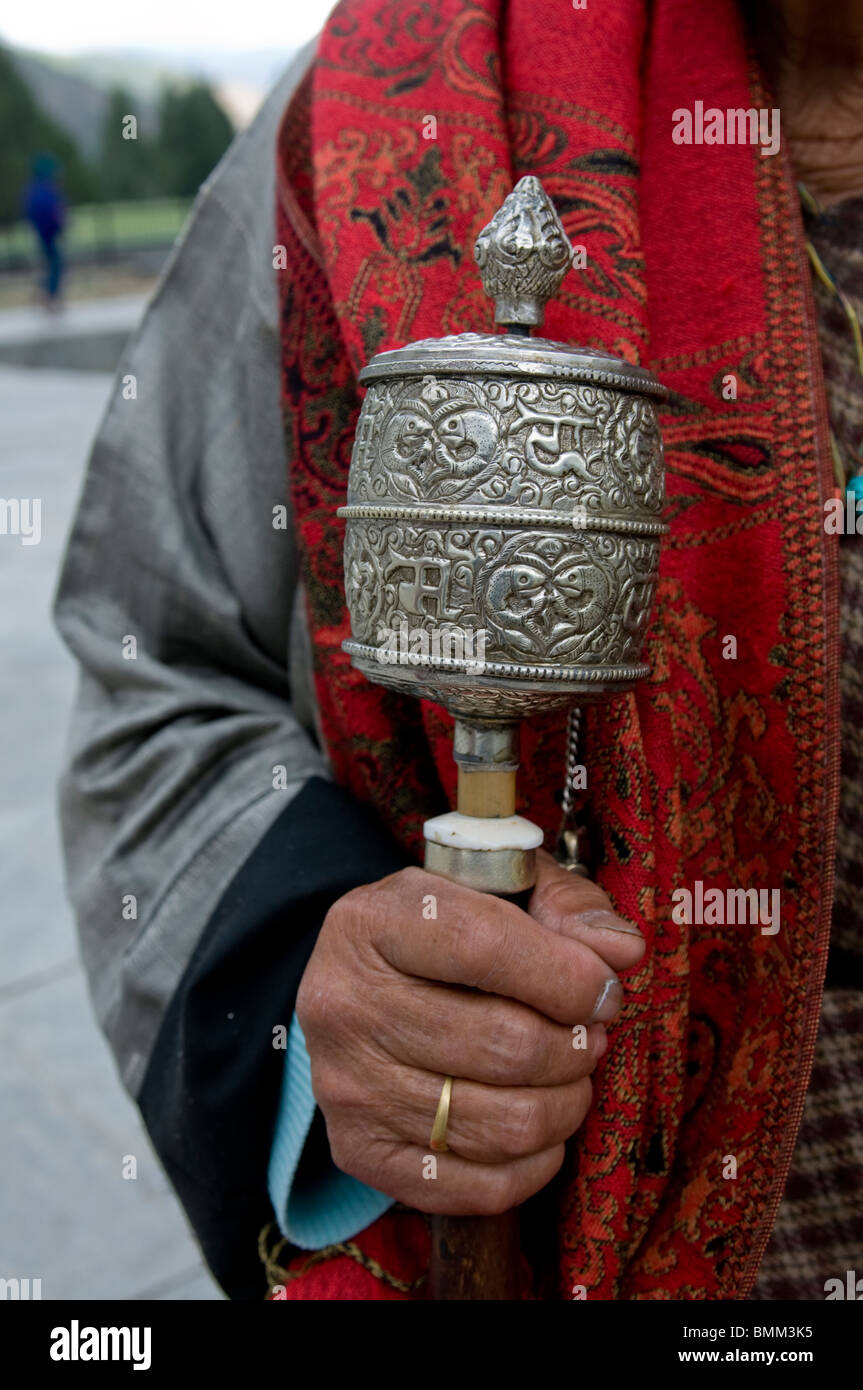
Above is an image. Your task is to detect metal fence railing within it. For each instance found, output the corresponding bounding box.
[0,198,192,273]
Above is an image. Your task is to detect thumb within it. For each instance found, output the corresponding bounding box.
[527,848,646,974]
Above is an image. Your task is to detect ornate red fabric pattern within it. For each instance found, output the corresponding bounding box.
[274,0,840,1298]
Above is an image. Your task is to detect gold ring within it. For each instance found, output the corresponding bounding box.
[429,1075,454,1152]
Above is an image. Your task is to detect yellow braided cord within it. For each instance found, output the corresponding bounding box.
[799,184,863,489]
[806,240,863,377]
[257,1221,426,1297]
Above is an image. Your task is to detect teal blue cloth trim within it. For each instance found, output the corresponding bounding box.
[267,1014,394,1250]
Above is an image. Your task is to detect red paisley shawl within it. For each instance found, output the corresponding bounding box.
[273,0,840,1299]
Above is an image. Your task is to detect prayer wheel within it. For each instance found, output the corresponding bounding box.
[339,175,667,1297]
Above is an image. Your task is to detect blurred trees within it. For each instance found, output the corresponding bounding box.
[0,45,235,221]
[153,84,235,196]
[98,81,234,201]
[0,47,96,222]
[98,87,160,200]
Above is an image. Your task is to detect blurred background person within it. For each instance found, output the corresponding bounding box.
[22,153,66,308]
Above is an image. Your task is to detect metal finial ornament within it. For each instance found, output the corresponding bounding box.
[338,177,667,1299]
[474,175,575,327]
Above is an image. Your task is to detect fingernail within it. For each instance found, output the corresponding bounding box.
[591,978,623,1023]
[576,909,643,938]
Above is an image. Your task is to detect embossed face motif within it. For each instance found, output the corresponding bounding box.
[383,409,435,474]
[480,540,612,660]
[378,401,501,485]
[490,563,548,624]
[433,406,500,477]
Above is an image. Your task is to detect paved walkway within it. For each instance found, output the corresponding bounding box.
[0,295,149,344]
[0,296,150,371]
[0,362,222,1300]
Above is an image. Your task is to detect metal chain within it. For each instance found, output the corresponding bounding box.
[560,705,583,817]
[556,705,589,875]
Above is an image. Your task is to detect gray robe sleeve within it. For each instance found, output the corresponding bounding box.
[53,41,327,1100]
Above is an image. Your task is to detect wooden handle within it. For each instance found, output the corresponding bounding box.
[456,767,516,818]
[430,1212,520,1300]
[425,762,527,1299]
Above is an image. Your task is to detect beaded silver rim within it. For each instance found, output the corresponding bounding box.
[358,333,668,401]
[338,503,668,535]
[344,641,649,684]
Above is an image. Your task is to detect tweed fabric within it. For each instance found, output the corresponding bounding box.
[752,992,863,1298]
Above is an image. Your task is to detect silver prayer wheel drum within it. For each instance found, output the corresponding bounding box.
[339,177,667,724]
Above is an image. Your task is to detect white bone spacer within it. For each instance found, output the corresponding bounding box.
[423,811,543,852]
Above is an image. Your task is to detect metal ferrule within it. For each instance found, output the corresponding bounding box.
[452,719,520,773]
[424,842,536,895]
